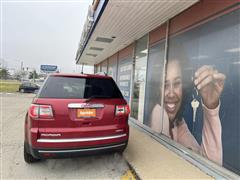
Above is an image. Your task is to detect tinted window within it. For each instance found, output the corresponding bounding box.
[23,83,30,87]
[30,83,38,88]
[38,76,123,99]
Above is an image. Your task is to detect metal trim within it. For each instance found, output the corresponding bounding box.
[38,143,126,153]
[143,33,150,123]
[37,133,127,143]
[68,103,104,109]
[129,41,135,110]
[160,20,169,130]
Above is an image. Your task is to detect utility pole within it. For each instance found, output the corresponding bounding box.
[33,69,35,82]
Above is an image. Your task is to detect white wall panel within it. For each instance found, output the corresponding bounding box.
[78,0,198,64]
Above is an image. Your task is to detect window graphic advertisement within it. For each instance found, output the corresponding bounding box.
[145,9,240,175]
[117,57,132,103]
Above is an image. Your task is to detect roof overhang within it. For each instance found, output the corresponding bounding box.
[76,0,199,65]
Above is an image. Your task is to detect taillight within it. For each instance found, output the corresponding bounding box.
[115,105,130,116]
[29,104,39,118]
[125,105,130,115]
[29,104,53,119]
[39,105,53,118]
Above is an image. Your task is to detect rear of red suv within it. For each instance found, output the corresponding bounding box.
[24,73,129,163]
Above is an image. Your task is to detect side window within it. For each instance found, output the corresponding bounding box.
[25,83,30,87]
[30,83,37,88]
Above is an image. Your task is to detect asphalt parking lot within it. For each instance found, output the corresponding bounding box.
[1,93,130,179]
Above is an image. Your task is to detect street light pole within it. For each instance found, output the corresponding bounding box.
[33,69,35,82]
[21,61,23,71]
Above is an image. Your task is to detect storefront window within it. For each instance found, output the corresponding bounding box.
[108,56,118,81]
[117,57,132,103]
[101,60,108,73]
[108,67,113,76]
[131,35,148,122]
[143,41,165,131]
[96,64,101,73]
[149,9,240,174]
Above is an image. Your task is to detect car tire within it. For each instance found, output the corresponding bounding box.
[116,146,127,155]
[24,144,40,163]
[20,89,25,93]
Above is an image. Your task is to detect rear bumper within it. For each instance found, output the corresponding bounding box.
[27,125,129,149]
[25,141,128,159]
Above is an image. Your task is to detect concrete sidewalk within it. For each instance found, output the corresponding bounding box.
[123,125,213,179]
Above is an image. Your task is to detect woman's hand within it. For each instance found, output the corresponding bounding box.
[194,65,226,109]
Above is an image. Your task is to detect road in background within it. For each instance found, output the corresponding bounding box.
[1,93,129,179]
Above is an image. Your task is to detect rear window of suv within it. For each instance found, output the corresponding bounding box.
[38,76,123,99]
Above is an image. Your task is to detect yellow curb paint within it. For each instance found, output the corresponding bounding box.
[121,170,136,180]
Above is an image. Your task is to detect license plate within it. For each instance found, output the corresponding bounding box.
[77,109,96,118]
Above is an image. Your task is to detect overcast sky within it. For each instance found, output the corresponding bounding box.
[1,0,93,73]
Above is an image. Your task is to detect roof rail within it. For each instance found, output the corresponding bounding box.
[95,72,108,76]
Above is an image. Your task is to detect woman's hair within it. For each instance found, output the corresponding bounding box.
[167,40,189,125]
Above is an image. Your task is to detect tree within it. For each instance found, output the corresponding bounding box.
[0,68,10,79]
[13,70,27,81]
[29,70,39,79]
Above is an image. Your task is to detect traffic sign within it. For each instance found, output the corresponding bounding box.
[40,65,58,72]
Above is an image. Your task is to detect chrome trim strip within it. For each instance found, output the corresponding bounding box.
[37,133,127,143]
[38,143,126,153]
[68,103,104,109]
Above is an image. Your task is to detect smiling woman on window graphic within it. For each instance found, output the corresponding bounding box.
[150,44,226,165]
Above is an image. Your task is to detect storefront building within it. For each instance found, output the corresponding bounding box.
[76,0,240,177]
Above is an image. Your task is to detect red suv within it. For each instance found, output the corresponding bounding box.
[24,73,129,163]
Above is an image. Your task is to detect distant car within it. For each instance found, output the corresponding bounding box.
[24,73,130,163]
[35,78,45,87]
[19,82,40,93]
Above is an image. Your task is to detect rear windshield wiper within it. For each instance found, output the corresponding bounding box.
[85,95,111,102]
